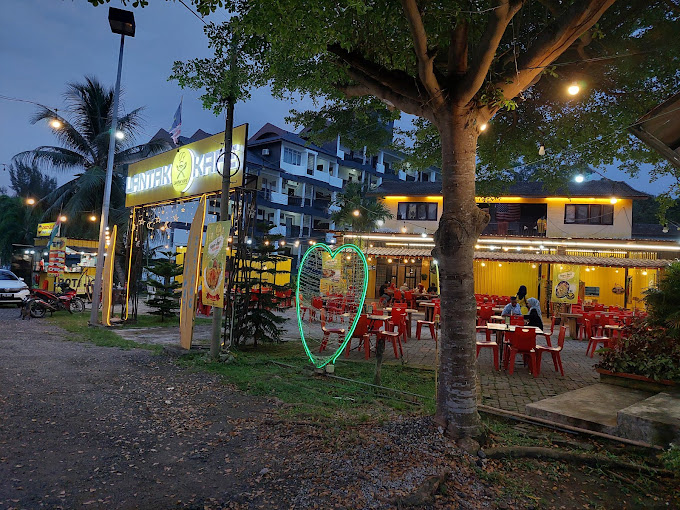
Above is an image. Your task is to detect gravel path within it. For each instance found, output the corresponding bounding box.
[0,307,495,509]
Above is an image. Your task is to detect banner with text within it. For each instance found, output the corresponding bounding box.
[551,264,580,304]
[47,238,66,274]
[102,226,117,326]
[201,221,229,308]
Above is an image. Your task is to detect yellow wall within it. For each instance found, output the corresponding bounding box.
[545,198,633,239]
[379,195,634,240]
[474,260,540,300]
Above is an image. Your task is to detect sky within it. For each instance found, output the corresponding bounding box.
[0,0,675,199]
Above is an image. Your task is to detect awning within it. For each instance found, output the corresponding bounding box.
[365,246,675,269]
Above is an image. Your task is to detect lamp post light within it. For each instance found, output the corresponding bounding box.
[89,7,135,326]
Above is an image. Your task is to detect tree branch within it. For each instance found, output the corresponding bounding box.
[340,67,436,122]
[481,0,617,121]
[456,0,525,105]
[448,22,469,76]
[327,44,423,104]
[401,0,446,108]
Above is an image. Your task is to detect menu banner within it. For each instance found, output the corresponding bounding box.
[201,221,229,308]
[552,264,580,304]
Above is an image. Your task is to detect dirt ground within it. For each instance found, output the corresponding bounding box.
[0,308,494,509]
[1,307,676,510]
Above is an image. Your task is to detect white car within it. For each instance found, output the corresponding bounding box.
[0,269,30,306]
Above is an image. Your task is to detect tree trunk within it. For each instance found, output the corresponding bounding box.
[433,110,489,440]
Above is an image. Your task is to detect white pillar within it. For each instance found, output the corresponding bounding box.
[276,175,283,194]
[300,182,306,207]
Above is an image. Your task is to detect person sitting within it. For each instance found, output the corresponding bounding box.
[427,284,438,294]
[399,283,409,292]
[378,280,392,307]
[526,297,544,330]
[501,296,522,316]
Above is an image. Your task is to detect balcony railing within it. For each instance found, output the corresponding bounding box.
[482,221,544,237]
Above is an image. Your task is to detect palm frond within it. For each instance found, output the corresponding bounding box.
[30,105,94,160]
[13,147,87,173]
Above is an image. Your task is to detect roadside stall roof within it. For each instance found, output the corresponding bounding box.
[369,178,648,199]
[629,91,680,170]
[365,246,675,269]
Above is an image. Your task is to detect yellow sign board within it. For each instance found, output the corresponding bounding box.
[102,225,117,326]
[202,221,229,308]
[552,264,580,304]
[180,196,207,349]
[125,124,248,207]
[37,222,57,237]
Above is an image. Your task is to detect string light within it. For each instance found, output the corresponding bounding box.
[352,209,360,217]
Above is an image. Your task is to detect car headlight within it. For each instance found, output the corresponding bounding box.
[20,285,29,291]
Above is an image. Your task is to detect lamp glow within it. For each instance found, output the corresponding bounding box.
[567,83,580,96]
[352,209,360,217]
[59,215,67,222]
[50,118,62,129]
[574,174,585,183]
[115,130,125,140]
[479,123,487,132]
[89,214,97,222]
[610,197,618,204]
[26,197,36,205]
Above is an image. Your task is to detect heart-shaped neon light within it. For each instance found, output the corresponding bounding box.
[296,243,368,368]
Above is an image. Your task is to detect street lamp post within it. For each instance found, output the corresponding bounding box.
[89,7,136,326]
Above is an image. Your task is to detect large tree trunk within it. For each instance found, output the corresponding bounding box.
[433,110,489,440]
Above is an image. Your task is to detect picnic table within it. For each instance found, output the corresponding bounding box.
[418,301,436,321]
[560,312,582,339]
[485,323,546,364]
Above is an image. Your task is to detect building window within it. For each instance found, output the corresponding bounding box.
[564,204,614,225]
[397,202,438,221]
[283,147,302,166]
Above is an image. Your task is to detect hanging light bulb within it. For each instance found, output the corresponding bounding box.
[567,82,580,96]
[538,143,545,156]
[376,219,384,227]
[401,225,407,233]
[479,123,487,132]
[662,226,669,233]
[481,262,486,267]
[574,174,585,183]
[352,209,361,217]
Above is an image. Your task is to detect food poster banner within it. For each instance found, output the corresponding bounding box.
[180,196,206,350]
[102,226,117,326]
[320,251,347,294]
[201,221,229,308]
[552,264,580,304]
[47,237,66,274]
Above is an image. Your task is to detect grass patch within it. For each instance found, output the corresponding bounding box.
[48,313,163,352]
[177,341,437,423]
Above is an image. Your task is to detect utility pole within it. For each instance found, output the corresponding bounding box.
[210,101,234,359]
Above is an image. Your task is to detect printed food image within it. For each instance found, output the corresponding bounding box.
[555,280,571,298]
[206,259,222,289]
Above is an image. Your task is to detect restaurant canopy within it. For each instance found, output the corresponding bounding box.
[365,246,675,269]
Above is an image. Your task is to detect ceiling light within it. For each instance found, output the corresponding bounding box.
[610,197,618,204]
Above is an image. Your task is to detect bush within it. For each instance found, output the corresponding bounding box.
[644,261,680,339]
[596,320,680,382]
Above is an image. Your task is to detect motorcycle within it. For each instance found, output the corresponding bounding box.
[28,281,85,318]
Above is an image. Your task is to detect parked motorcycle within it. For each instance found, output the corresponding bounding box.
[28,281,85,318]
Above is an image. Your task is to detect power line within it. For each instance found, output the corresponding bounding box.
[177,0,207,25]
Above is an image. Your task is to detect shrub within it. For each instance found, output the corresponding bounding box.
[596,320,680,382]
[644,261,680,339]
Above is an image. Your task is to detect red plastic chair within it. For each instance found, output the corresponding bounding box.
[416,302,440,341]
[584,318,609,357]
[504,328,538,377]
[477,306,494,326]
[318,309,346,353]
[476,328,499,370]
[510,315,525,326]
[536,325,567,376]
[404,290,416,308]
[540,316,556,347]
[387,304,408,344]
[393,290,404,304]
[344,314,371,359]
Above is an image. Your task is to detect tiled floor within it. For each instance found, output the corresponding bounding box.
[280,308,600,413]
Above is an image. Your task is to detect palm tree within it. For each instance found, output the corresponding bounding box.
[331,182,392,232]
[13,76,170,234]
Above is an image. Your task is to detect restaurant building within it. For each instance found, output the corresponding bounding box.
[341,180,680,312]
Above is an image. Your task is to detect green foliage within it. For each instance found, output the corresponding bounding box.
[661,443,680,474]
[331,182,392,232]
[0,195,42,265]
[8,161,57,199]
[644,261,680,337]
[13,76,169,236]
[229,223,289,346]
[169,22,258,115]
[596,320,680,382]
[144,251,183,321]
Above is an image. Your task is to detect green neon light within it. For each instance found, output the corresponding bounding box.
[295,243,369,369]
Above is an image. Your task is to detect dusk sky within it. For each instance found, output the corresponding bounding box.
[0,0,674,199]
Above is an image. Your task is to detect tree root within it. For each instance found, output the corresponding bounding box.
[484,447,674,476]
[394,470,449,508]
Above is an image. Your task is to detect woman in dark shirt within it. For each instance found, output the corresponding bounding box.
[526,297,544,330]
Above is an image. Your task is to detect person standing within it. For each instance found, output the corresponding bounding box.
[516,285,529,315]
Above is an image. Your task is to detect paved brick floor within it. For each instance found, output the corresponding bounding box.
[280,308,600,413]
